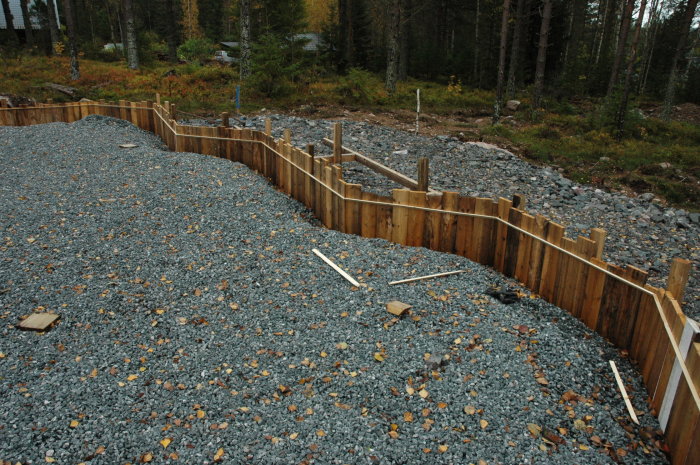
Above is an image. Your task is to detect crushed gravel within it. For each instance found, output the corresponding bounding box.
[0,116,670,464]
[188,114,699,321]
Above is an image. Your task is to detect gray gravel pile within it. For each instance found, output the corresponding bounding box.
[185,114,699,321]
[0,117,670,464]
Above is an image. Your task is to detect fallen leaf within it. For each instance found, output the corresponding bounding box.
[140,452,153,463]
[437,444,448,453]
[196,410,206,419]
[374,353,385,362]
[480,419,488,429]
[336,342,348,350]
[127,374,139,381]
[573,419,587,431]
[160,438,172,448]
[535,376,549,385]
[69,420,79,428]
[404,411,414,422]
[527,423,542,437]
[316,429,326,437]
[213,448,225,462]
[419,389,429,399]
[464,405,476,415]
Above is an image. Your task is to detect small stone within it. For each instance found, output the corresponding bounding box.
[505,100,521,111]
[659,162,672,169]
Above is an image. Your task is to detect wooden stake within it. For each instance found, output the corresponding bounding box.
[306,143,315,156]
[417,157,429,192]
[667,258,691,302]
[312,249,360,287]
[590,228,607,260]
[609,360,640,425]
[221,112,230,127]
[512,194,526,210]
[265,118,272,136]
[284,128,292,144]
[155,93,161,105]
[389,270,467,285]
[333,122,342,164]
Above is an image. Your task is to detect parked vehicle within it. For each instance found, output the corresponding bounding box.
[213,50,236,64]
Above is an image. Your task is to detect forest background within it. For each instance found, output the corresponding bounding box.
[0,0,698,210]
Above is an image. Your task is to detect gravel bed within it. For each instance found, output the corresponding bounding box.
[0,117,671,464]
[183,114,699,321]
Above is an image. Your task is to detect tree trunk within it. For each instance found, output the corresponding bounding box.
[615,0,646,136]
[474,0,480,85]
[398,0,410,81]
[532,0,553,109]
[239,0,251,79]
[606,0,635,97]
[385,0,401,93]
[562,0,587,85]
[46,0,60,52]
[123,0,139,69]
[164,0,178,62]
[492,0,511,123]
[1,0,19,43]
[662,0,699,120]
[61,0,80,80]
[19,0,34,47]
[506,0,525,99]
[638,0,662,95]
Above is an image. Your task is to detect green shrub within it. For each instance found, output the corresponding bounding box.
[177,38,216,65]
[336,68,383,104]
[248,34,300,98]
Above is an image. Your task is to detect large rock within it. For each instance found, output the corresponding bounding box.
[505,100,521,111]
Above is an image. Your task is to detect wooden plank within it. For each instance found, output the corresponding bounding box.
[333,122,342,163]
[17,313,60,331]
[360,191,378,238]
[473,198,495,266]
[391,189,411,246]
[387,301,412,316]
[345,183,362,236]
[664,377,700,465]
[570,237,597,318]
[389,270,467,285]
[538,222,565,300]
[581,259,608,330]
[514,213,535,285]
[312,248,360,287]
[439,192,459,254]
[424,193,443,250]
[526,214,548,291]
[407,191,427,247]
[667,258,691,302]
[552,238,577,309]
[375,193,394,241]
[609,360,640,424]
[503,208,523,278]
[417,158,429,192]
[454,196,473,258]
[493,198,512,273]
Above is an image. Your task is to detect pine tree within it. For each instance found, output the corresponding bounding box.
[181,0,203,39]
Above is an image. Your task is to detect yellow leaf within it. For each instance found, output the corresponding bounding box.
[336,342,348,350]
[404,411,414,422]
[480,419,488,429]
[316,429,326,436]
[196,410,206,419]
[419,389,429,399]
[438,444,448,453]
[320,351,328,358]
[437,402,448,409]
[579,444,590,451]
[160,438,172,448]
[70,420,79,428]
[406,386,415,395]
[45,457,56,463]
[213,448,225,462]
[141,452,153,463]
[127,374,139,381]
[374,353,385,362]
[289,432,299,440]
[527,423,542,437]
[464,405,476,415]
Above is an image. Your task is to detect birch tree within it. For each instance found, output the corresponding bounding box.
[1,0,19,43]
[61,0,80,80]
[385,0,401,93]
[123,0,139,69]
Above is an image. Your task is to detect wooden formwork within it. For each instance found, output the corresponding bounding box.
[1,100,698,464]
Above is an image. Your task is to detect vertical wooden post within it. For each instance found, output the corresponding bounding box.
[155,93,161,105]
[221,112,230,127]
[47,98,53,104]
[306,144,315,156]
[164,101,170,114]
[417,157,429,192]
[284,128,292,144]
[265,118,272,136]
[170,104,177,121]
[512,194,526,210]
[589,228,607,260]
[667,258,691,302]
[333,122,342,164]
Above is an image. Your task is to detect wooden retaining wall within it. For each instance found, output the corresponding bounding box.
[1,100,698,464]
